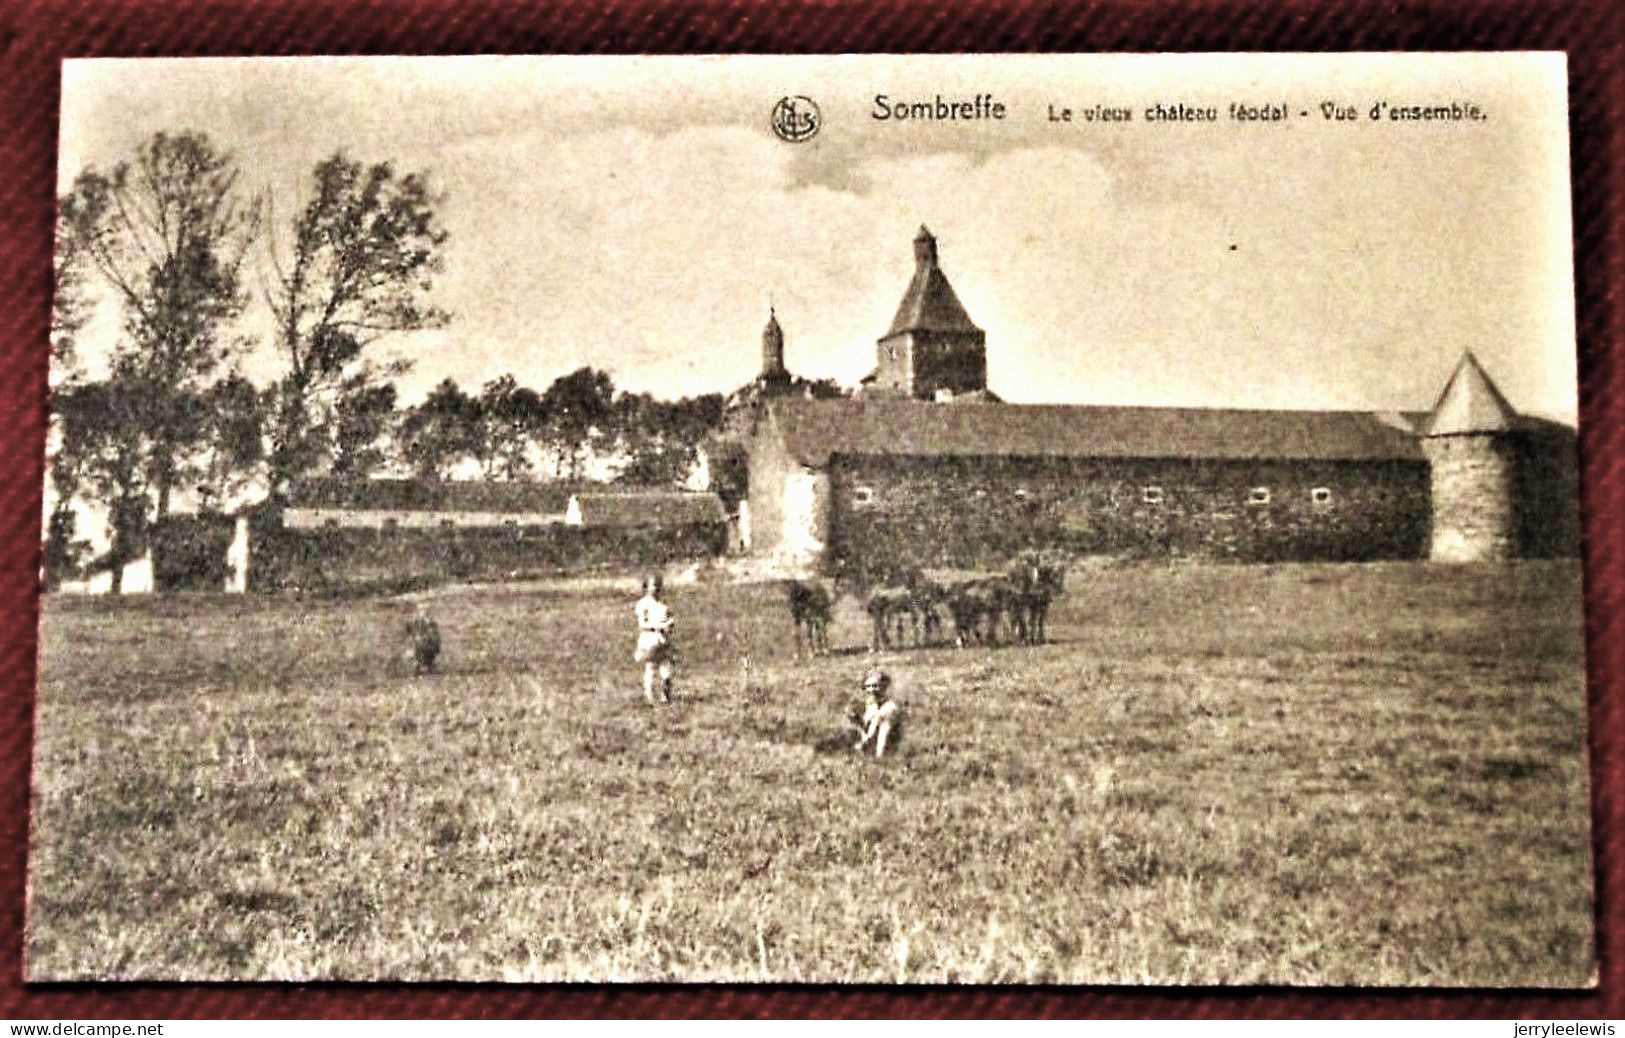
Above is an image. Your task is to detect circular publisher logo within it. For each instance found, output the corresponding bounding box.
[771,96,822,143]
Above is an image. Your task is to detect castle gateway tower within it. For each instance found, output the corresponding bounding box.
[872,227,988,399]
[1422,351,1520,562]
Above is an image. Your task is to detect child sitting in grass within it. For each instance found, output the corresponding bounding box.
[854,665,899,757]
[406,605,441,675]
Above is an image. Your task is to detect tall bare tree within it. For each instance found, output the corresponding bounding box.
[265,153,449,497]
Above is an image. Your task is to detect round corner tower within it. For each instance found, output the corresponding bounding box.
[1422,352,1520,562]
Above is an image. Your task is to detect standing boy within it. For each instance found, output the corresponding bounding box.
[634,573,676,703]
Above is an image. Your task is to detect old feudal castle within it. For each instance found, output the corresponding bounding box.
[745,227,1580,576]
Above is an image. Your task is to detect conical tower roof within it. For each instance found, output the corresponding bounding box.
[1427,351,1518,435]
[883,226,982,338]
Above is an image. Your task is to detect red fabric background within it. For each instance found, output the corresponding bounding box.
[0,0,1620,1019]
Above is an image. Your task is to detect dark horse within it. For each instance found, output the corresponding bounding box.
[1005,555,1067,645]
[946,576,1014,647]
[786,579,835,656]
[865,565,949,650]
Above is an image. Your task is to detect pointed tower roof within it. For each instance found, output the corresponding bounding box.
[883,226,982,338]
[1427,351,1518,435]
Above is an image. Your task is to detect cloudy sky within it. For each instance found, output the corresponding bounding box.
[60,53,1577,421]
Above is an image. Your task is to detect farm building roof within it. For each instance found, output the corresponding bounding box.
[571,492,727,527]
[766,399,1433,468]
[883,227,983,339]
[289,478,580,514]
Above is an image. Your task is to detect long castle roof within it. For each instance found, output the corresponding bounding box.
[766,398,1431,468]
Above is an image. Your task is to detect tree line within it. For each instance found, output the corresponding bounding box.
[46,129,824,589]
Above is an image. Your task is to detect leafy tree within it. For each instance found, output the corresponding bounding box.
[40,506,91,590]
[612,391,726,486]
[192,373,266,511]
[51,376,150,594]
[331,382,399,482]
[476,375,546,480]
[540,366,615,481]
[265,153,449,496]
[397,378,481,481]
[44,193,100,586]
[793,376,848,400]
[51,182,111,382]
[60,131,261,521]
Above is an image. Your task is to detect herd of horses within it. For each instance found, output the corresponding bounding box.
[785,556,1067,657]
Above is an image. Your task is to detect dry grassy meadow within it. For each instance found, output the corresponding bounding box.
[27,560,1595,985]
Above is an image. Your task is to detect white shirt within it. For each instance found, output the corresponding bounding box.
[863,698,898,727]
[636,595,673,633]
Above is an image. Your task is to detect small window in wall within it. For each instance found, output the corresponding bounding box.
[439,518,457,530]
[851,485,876,507]
[322,517,340,529]
[1311,487,1333,506]
[382,517,400,530]
[1249,487,1272,505]
[1142,486,1164,504]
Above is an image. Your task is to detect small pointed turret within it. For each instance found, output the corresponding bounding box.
[758,305,791,392]
[1427,351,1518,436]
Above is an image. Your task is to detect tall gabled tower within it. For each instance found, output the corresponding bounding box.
[872,227,987,400]
[1422,351,1520,561]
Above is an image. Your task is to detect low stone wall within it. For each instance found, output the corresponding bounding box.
[248,520,726,593]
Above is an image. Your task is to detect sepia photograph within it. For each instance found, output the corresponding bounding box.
[29,52,1592,985]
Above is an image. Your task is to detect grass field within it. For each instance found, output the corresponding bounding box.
[27,560,1595,984]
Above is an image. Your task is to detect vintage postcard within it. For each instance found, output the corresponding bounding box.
[32,53,1590,985]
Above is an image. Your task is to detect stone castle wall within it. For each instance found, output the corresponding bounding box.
[824,453,1430,575]
[1513,422,1583,559]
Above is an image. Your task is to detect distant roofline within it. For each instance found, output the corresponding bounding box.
[763,397,1438,468]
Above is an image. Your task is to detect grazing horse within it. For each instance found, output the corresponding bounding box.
[947,576,1015,647]
[866,586,918,650]
[864,563,956,650]
[907,577,951,646]
[1005,555,1067,645]
[786,579,835,656]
